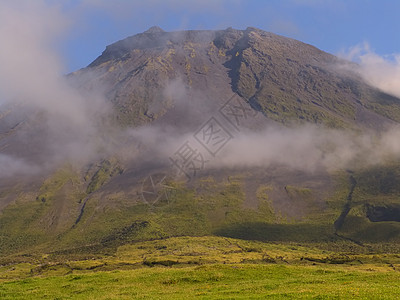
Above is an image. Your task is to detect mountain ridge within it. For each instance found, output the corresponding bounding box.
[77,26,400,130]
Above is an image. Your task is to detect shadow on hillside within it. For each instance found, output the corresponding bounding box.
[214,222,336,243]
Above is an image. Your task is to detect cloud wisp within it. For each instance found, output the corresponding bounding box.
[340,42,400,99]
[0,1,112,178]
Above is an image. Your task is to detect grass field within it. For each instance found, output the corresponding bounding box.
[3,264,400,299]
[2,236,400,299]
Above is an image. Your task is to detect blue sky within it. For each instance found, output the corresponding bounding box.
[5,0,396,73]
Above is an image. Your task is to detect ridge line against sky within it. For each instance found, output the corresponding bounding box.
[2,0,400,73]
[59,0,400,73]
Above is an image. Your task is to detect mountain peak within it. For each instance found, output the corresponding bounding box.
[144,26,165,34]
[84,26,400,131]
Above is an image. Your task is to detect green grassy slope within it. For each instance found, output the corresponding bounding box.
[2,161,400,256]
[0,167,346,256]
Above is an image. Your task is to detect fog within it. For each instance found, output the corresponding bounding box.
[0,1,112,177]
[126,79,400,177]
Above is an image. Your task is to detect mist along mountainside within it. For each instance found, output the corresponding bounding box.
[2,26,400,261]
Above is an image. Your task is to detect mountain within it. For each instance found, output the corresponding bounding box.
[75,26,400,129]
[2,26,400,257]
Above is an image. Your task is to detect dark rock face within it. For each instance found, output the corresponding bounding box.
[366,204,400,222]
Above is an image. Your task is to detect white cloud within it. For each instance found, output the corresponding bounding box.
[0,0,111,175]
[340,42,400,99]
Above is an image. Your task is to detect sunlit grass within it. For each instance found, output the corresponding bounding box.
[1,263,400,299]
[1,236,400,298]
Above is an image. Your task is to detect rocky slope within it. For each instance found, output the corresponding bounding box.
[75,26,400,129]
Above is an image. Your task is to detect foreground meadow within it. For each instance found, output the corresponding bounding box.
[1,236,400,299]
